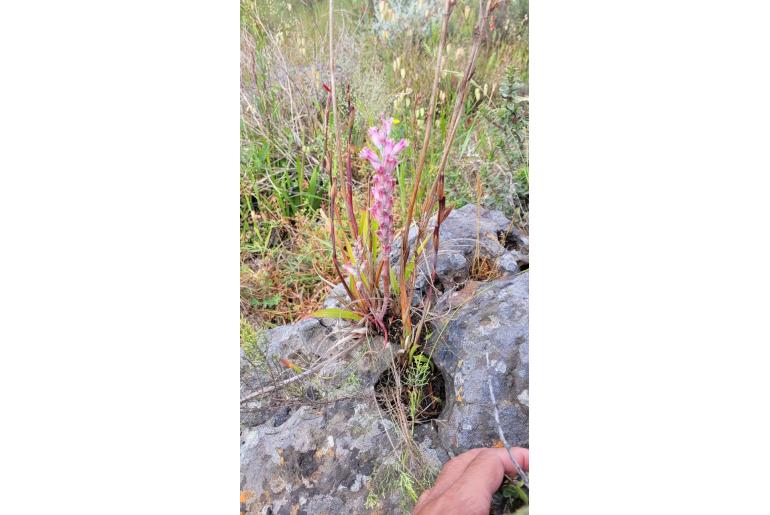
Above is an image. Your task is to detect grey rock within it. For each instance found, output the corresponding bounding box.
[497,252,520,274]
[319,283,360,332]
[240,348,249,375]
[429,272,529,453]
[264,319,349,377]
[326,204,527,307]
[241,204,529,514]
[322,283,349,310]
[390,204,518,296]
[240,321,435,514]
[428,204,512,290]
[240,397,407,515]
[265,319,331,361]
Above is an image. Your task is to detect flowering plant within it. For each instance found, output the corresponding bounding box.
[360,116,408,321]
[313,0,492,355]
[310,99,419,343]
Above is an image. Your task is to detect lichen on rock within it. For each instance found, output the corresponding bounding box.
[240,205,528,514]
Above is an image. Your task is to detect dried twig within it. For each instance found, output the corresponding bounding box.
[240,336,363,403]
[398,0,456,331]
[253,14,302,147]
[484,350,529,487]
[427,0,494,288]
[402,0,496,318]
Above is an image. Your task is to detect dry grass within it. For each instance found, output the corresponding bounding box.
[240,4,529,510]
[240,0,529,325]
[240,215,336,327]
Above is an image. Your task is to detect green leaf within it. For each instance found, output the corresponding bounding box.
[310,308,363,321]
[307,166,321,211]
[296,155,303,195]
[262,293,282,307]
[250,293,282,308]
[404,256,415,282]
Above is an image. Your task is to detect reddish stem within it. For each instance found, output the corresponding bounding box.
[344,86,359,240]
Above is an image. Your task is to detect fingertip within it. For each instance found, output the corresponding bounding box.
[499,447,529,475]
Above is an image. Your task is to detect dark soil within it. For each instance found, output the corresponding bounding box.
[373,353,446,424]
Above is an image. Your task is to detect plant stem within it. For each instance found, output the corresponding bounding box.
[344,85,359,240]
[398,0,455,334]
[417,0,494,296]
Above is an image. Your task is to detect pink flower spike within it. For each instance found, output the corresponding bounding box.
[368,127,386,151]
[392,139,408,155]
[360,147,381,168]
[381,115,393,137]
[360,114,409,257]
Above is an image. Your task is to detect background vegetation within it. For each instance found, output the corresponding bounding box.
[240,0,529,335]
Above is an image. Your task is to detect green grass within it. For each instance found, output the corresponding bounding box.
[406,352,433,432]
[240,0,528,329]
[240,315,268,368]
[240,4,528,506]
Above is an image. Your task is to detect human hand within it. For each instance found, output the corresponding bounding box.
[413,447,529,515]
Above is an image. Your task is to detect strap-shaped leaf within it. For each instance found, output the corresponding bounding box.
[309,308,363,321]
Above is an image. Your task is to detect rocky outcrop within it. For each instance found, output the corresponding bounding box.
[241,205,528,514]
[240,334,447,514]
[386,204,528,301]
[240,397,406,515]
[429,273,529,453]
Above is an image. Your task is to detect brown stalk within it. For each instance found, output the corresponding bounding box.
[253,14,302,147]
[325,0,375,321]
[398,0,455,333]
[344,85,359,240]
[327,0,344,279]
[323,90,355,305]
[240,335,363,403]
[318,64,357,312]
[413,0,495,298]
[328,0,345,215]
[326,0,383,328]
